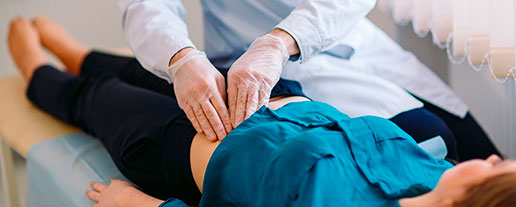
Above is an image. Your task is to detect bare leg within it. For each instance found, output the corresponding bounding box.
[7,17,47,82]
[33,16,89,75]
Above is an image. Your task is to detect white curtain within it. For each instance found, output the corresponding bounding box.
[431,0,452,45]
[466,0,490,65]
[382,0,516,79]
[489,0,516,78]
[412,0,432,36]
[393,0,413,24]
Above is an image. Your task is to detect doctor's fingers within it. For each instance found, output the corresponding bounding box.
[193,103,217,141]
[257,88,270,111]
[233,83,250,127]
[245,85,260,120]
[214,77,233,134]
[183,106,203,134]
[227,77,238,127]
[201,98,228,140]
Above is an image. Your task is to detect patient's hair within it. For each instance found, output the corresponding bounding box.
[455,172,516,207]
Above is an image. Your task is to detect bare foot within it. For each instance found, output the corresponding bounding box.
[7,17,47,81]
[33,16,89,75]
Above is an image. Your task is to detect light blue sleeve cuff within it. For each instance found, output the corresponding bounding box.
[121,0,196,83]
[275,14,323,64]
[158,198,189,207]
[135,35,196,83]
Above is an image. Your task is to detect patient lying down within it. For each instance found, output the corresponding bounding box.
[7,16,516,207]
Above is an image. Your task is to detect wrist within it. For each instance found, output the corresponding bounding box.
[167,49,207,82]
[268,28,300,56]
[117,187,164,207]
[169,47,194,67]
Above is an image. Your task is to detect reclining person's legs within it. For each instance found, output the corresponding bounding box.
[32,16,88,75]
[7,18,202,205]
[33,16,175,98]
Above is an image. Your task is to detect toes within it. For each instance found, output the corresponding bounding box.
[9,17,23,36]
[7,17,38,48]
[8,16,36,37]
[33,15,64,36]
[32,15,52,29]
[9,16,31,31]
[8,17,26,44]
[10,16,25,26]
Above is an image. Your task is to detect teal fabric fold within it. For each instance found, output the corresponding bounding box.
[159,198,189,207]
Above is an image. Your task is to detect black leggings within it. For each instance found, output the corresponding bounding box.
[26,51,500,205]
[28,52,202,205]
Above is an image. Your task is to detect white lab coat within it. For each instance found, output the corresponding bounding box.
[118,0,468,119]
[282,19,468,118]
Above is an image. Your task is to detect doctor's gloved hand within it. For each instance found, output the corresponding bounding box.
[227,34,289,127]
[169,49,232,141]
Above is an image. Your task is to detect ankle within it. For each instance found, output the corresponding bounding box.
[68,46,89,75]
[21,60,47,82]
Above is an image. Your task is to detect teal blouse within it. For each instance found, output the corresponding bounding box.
[162,101,453,207]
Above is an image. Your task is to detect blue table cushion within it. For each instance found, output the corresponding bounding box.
[26,132,127,207]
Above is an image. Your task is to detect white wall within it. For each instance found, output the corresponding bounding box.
[182,1,204,50]
[368,8,449,82]
[0,0,205,76]
[449,62,516,158]
[0,0,123,75]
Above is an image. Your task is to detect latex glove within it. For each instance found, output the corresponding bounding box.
[227,34,289,127]
[169,50,232,141]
